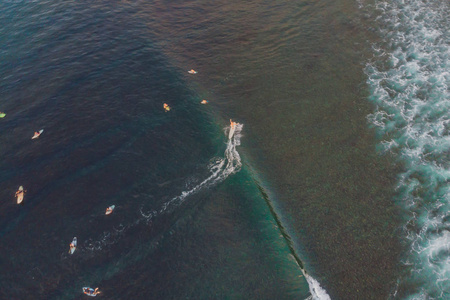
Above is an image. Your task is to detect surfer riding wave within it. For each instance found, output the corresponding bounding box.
[85,121,244,251]
[149,120,243,215]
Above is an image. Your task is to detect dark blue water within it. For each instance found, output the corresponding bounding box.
[0,1,314,299]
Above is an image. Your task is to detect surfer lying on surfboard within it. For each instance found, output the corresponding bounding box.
[15,186,26,204]
[32,129,43,139]
[83,287,101,297]
[188,69,197,74]
[105,205,115,215]
[69,237,77,254]
[163,103,171,112]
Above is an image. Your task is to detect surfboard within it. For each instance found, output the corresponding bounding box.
[0,113,5,118]
[228,125,236,139]
[32,129,44,139]
[83,287,99,297]
[105,205,115,215]
[69,237,77,254]
[188,69,197,74]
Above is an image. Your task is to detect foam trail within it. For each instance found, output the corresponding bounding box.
[155,122,243,215]
[138,123,242,220]
[83,124,243,252]
[364,0,450,298]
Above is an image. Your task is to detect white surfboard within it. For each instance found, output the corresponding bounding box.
[32,129,44,139]
[69,237,77,254]
[228,127,235,139]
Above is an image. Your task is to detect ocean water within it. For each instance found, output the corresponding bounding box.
[0,1,316,299]
[2,0,444,299]
[365,0,450,299]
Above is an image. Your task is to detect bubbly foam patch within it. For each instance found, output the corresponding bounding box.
[365,0,449,298]
[304,274,332,300]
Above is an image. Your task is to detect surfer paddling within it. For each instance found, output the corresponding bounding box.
[163,103,171,112]
[83,287,101,297]
[105,205,115,215]
[69,237,77,254]
[188,69,197,74]
[32,129,43,139]
[15,186,26,204]
[200,100,208,104]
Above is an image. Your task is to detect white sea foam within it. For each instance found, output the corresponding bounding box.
[304,274,331,300]
[365,0,450,298]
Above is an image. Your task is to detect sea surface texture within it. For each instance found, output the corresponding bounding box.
[0,0,445,299]
[365,0,450,299]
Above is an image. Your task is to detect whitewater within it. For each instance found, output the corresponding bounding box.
[365,0,449,298]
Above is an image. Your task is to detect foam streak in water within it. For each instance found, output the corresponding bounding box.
[84,124,243,252]
[155,123,243,215]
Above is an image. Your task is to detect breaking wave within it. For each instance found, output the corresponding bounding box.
[365,0,450,298]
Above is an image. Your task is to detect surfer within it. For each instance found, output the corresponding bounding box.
[188,69,197,74]
[228,119,238,140]
[83,287,101,296]
[230,119,236,129]
[105,205,115,215]
[69,242,75,253]
[69,237,77,254]
[201,100,208,104]
[32,130,43,139]
[163,103,171,112]
[15,186,26,204]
